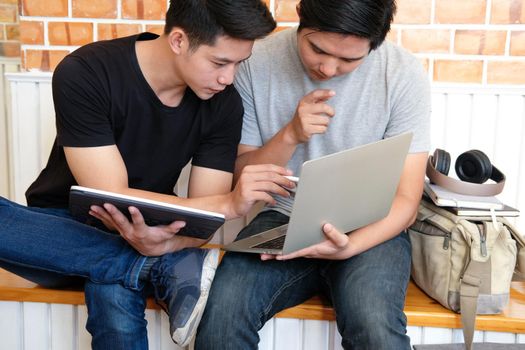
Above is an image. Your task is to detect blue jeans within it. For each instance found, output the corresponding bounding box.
[0,196,149,349]
[196,210,412,350]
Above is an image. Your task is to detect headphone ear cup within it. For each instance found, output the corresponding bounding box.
[455,149,492,184]
[433,148,451,175]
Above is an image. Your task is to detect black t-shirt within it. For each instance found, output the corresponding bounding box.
[26,33,243,208]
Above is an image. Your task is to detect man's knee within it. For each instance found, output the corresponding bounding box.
[336,289,410,350]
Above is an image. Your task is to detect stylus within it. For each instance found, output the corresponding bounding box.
[284,175,299,183]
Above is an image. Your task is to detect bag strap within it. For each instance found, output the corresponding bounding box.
[500,218,525,281]
[460,259,487,350]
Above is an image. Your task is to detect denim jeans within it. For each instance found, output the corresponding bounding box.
[196,210,412,350]
[0,196,149,349]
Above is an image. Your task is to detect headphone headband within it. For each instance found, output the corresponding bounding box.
[426,155,505,196]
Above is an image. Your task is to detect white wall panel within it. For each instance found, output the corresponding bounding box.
[76,305,91,350]
[146,309,160,350]
[517,334,525,343]
[430,93,447,148]
[470,95,498,155]
[160,311,184,350]
[273,318,302,350]
[50,304,74,350]
[493,96,523,206]
[37,82,55,168]
[22,302,50,350]
[259,320,275,350]
[0,59,20,199]
[422,326,453,344]
[443,94,473,153]
[0,300,523,349]
[0,301,22,350]
[303,320,330,350]
[328,321,344,350]
[484,331,517,343]
[407,326,423,345]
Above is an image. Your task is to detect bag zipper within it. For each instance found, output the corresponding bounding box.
[411,221,451,250]
[476,223,488,257]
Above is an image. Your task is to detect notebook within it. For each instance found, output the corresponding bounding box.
[424,181,504,210]
[444,203,519,217]
[223,132,413,255]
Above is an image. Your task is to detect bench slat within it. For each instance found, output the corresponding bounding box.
[1,268,524,332]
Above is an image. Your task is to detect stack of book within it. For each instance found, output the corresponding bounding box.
[423,181,520,217]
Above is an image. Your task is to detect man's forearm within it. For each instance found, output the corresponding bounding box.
[104,187,239,219]
[234,126,298,183]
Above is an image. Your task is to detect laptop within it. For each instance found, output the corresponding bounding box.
[223,132,413,255]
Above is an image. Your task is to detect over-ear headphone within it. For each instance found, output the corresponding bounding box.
[426,149,505,196]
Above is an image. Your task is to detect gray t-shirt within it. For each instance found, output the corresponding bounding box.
[235,27,431,215]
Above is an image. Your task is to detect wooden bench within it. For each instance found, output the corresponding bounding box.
[1,268,524,334]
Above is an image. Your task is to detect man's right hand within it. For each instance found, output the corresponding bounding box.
[284,89,336,145]
[227,164,296,218]
[89,203,205,256]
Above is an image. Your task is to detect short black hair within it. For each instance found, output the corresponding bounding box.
[298,0,396,50]
[164,0,276,49]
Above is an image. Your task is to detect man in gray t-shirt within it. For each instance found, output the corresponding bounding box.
[196,1,430,349]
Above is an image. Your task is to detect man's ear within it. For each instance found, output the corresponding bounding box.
[167,28,187,55]
[296,3,300,16]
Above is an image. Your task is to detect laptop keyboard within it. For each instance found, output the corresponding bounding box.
[251,235,286,250]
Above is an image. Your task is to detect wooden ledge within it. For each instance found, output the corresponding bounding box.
[1,268,524,333]
[276,281,525,333]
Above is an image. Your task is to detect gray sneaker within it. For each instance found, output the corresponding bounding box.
[149,248,219,347]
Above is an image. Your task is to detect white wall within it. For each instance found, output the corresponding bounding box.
[0,58,20,199]
[5,74,525,236]
[0,300,524,350]
[3,73,525,349]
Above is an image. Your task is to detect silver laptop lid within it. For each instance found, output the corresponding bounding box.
[281,132,413,254]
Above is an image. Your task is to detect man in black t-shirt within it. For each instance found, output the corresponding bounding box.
[0,1,295,349]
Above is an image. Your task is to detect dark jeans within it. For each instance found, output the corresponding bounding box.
[196,210,412,350]
[0,196,149,349]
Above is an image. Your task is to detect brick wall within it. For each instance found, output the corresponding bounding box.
[0,0,20,58]
[17,0,525,84]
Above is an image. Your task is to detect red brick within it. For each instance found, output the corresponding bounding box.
[0,5,17,22]
[491,0,525,24]
[6,24,19,40]
[454,30,507,55]
[434,60,483,83]
[25,49,69,71]
[20,20,43,45]
[387,29,398,44]
[394,0,432,24]
[275,0,299,22]
[48,22,93,46]
[21,0,68,17]
[122,0,166,20]
[487,61,525,84]
[510,31,525,56]
[145,24,164,36]
[72,0,117,19]
[435,0,487,24]
[401,29,450,53]
[0,42,20,57]
[98,23,141,41]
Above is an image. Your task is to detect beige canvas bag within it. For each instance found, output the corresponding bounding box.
[409,199,525,350]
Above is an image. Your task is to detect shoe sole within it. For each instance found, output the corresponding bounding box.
[171,248,219,347]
